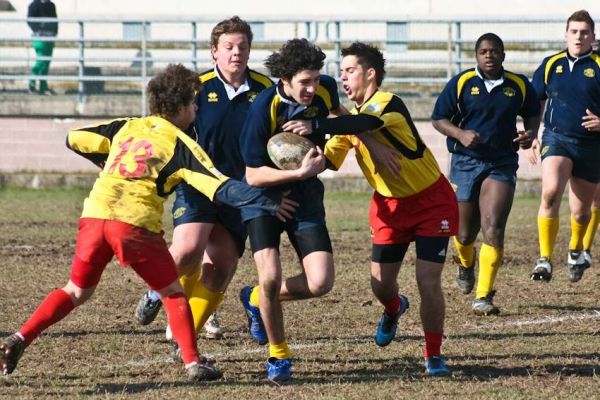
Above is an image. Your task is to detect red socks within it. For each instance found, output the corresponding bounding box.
[19,289,75,346]
[424,331,443,358]
[383,295,402,316]
[162,292,200,366]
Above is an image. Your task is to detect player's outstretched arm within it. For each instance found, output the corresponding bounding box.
[214,180,298,221]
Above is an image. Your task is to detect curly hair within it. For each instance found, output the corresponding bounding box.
[210,15,253,49]
[341,42,386,87]
[264,38,325,80]
[147,64,201,118]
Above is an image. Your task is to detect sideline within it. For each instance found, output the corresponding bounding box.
[464,310,600,329]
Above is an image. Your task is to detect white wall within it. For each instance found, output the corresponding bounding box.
[5,0,600,20]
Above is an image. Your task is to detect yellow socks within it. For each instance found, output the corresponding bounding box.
[583,208,600,251]
[179,268,201,299]
[538,215,559,260]
[249,285,260,307]
[453,237,475,268]
[475,243,503,299]
[269,341,291,359]
[188,281,224,335]
[569,214,587,251]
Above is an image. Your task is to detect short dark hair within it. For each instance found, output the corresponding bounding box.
[147,64,201,118]
[475,33,504,53]
[567,10,595,33]
[264,38,326,80]
[341,42,386,86]
[210,16,253,49]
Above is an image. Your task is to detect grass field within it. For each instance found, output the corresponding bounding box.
[0,187,599,399]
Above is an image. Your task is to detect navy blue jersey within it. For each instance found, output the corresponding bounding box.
[532,50,600,140]
[190,67,273,179]
[432,67,539,160]
[240,74,340,168]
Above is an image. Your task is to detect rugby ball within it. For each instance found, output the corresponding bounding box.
[267,131,314,170]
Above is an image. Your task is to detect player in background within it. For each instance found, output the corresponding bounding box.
[0,64,296,380]
[133,17,273,342]
[431,33,540,315]
[528,10,600,283]
[325,42,458,376]
[238,38,395,383]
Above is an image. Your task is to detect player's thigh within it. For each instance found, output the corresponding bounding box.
[170,222,213,272]
[479,176,515,230]
[203,222,241,271]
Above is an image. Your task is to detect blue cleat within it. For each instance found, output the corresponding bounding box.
[425,356,449,377]
[239,286,268,345]
[266,357,292,384]
[375,294,409,347]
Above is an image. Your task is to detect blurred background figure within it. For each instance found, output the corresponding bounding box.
[27,0,57,95]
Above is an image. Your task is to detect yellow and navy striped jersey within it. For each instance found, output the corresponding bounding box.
[192,67,273,179]
[240,74,340,168]
[67,116,229,233]
[325,91,442,198]
[432,67,539,159]
[532,50,600,139]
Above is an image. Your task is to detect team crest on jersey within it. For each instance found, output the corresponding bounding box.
[555,65,563,74]
[584,68,595,78]
[439,219,450,233]
[503,87,516,97]
[173,207,186,219]
[304,106,319,118]
[208,92,218,102]
[541,145,549,157]
[470,86,480,95]
[247,91,257,102]
[366,102,381,112]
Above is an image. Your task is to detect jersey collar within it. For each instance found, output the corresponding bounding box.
[475,66,504,93]
[214,66,250,100]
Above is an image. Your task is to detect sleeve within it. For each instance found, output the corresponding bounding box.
[531,61,547,101]
[48,3,58,36]
[313,114,383,135]
[324,135,353,171]
[239,99,273,168]
[431,76,459,121]
[319,75,340,111]
[175,135,283,215]
[66,119,129,167]
[519,77,541,118]
[27,2,40,32]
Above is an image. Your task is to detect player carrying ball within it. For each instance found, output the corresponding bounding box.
[0,64,296,381]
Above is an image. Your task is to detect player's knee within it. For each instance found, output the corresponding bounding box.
[170,245,203,273]
[541,190,562,210]
[309,277,333,297]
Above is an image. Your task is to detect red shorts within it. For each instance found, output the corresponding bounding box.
[369,176,458,245]
[70,218,178,290]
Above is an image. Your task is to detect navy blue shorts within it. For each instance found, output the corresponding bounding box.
[449,153,518,202]
[172,182,247,256]
[541,130,600,183]
[240,177,326,224]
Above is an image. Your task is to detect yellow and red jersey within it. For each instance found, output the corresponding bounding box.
[325,91,442,198]
[67,116,229,233]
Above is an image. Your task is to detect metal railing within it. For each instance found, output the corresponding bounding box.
[1,16,570,115]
